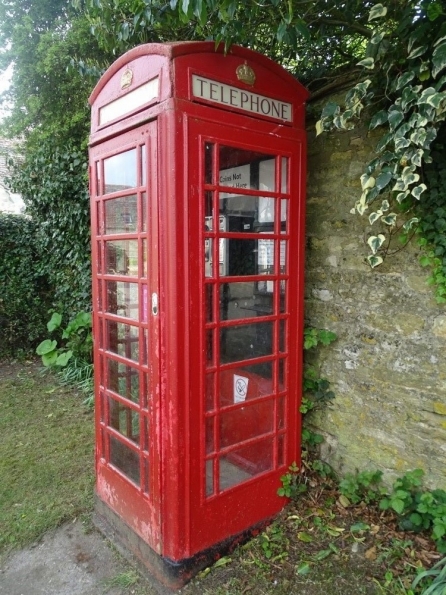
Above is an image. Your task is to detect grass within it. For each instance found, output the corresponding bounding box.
[0,360,441,595]
[0,359,94,556]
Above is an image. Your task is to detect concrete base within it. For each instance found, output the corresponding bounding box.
[94,496,271,592]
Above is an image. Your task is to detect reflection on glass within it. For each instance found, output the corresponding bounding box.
[220,400,274,448]
[97,242,102,273]
[205,143,214,184]
[280,320,286,353]
[220,282,274,321]
[106,281,139,319]
[96,161,102,196]
[218,196,276,230]
[206,329,214,365]
[96,202,102,235]
[106,321,139,362]
[281,199,288,224]
[220,321,273,363]
[104,149,137,194]
[141,145,147,186]
[141,192,147,232]
[204,238,213,278]
[218,363,273,407]
[205,373,215,411]
[205,284,214,322]
[219,146,274,190]
[206,459,214,496]
[219,236,257,277]
[105,196,137,234]
[105,240,139,276]
[259,158,276,192]
[219,438,273,490]
[281,158,288,193]
[109,397,140,442]
[110,436,140,485]
[107,359,139,402]
[278,396,285,429]
[206,417,215,454]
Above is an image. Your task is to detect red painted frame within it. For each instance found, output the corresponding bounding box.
[89,41,308,579]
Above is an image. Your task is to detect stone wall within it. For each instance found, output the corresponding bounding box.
[305,125,446,489]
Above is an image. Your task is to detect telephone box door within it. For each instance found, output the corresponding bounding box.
[187,117,305,552]
[90,120,161,552]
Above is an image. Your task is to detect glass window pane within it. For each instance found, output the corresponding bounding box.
[105,240,138,276]
[106,281,139,319]
[205,373,215,411]
[278,396,285,430]
[220,321,273,363]
[205,284,214,322]
[141,145,147,187]
[204,238,213,278]
[206,417,215,454]
[110,436,140,485]
[104,195,137,234]
[106,321,139,362]
[220,400,274,448]
[278,434,285,466]
[219,438,273,490]
[220,282,273,321]
[141,192,147,232]
[219,146,274,191]
[281,158,288,193]
[218,197,276,230]
[205,143,214,184]
[107,359,140,403]
[206,459,214,497]
[219,363,273,407]
[220,237,257,277]
[109,397,140,443]
[104,149,137,194]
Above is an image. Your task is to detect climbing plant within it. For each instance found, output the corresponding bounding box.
[315,2,446,302]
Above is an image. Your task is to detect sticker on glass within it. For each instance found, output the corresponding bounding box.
[234,374,249,403]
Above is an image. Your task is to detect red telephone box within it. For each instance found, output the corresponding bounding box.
[89,42,308,589]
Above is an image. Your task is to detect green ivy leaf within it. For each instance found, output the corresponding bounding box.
[396,71,415,91]
[368,3,387,20]
[367,234,385,254]
[357,57,375,69]
[369,109,388,129]
[427,2,444,21]
[381,214,397,226]
[375,171,392,191]
[408,45,428,59]
[432,42,446,78]
[412,184,427,199]
[367,254,384,268]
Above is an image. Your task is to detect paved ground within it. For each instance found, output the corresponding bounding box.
[0,519,153,595]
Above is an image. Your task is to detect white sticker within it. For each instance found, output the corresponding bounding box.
[233,374,249,403]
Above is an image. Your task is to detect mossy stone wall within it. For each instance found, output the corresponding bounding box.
[305,125,446,488]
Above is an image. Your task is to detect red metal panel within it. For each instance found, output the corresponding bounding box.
[89,42,308,576]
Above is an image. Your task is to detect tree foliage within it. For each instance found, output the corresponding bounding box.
[77,0,446,297]
[0,0,108,148]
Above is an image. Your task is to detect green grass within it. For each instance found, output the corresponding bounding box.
[0,361,95,555]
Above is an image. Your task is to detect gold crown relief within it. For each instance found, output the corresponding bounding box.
[120,67,133,90]
[236,62,256,86]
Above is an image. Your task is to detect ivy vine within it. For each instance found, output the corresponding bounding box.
[316,2,446,302]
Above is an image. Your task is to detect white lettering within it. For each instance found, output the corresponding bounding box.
[191,75,292,123]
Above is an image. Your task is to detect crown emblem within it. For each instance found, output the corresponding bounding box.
[120,67,133,90]
[236,62,256,86]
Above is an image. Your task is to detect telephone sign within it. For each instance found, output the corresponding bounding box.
[89,41,308,589]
